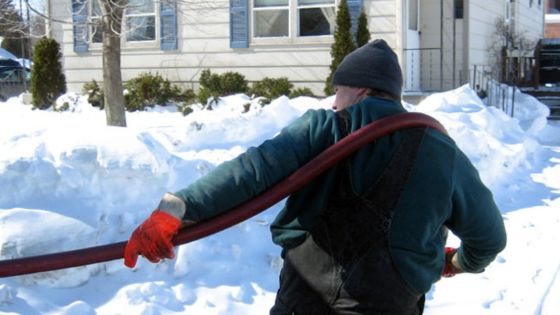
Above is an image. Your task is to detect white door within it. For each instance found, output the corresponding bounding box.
[406,0,421,91]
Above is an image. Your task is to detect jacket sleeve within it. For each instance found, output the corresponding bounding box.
[447,150,507,273]
[174,109,336,222]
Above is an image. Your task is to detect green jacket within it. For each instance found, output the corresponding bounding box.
[175,96,507,294]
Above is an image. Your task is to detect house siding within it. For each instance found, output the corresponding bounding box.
[51,0,403,95]
[51,0,542,95]
[413,0,466,91]
[54,0,329,94]
[515,0,545,41]
[467,0,504,68]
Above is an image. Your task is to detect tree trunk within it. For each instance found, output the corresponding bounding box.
[100,0,126,127]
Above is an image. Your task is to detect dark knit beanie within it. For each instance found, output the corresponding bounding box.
[332,39,403,97]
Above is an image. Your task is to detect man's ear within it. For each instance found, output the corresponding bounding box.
[357,87,369,99]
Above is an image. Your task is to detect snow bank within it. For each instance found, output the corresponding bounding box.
[0,85,558,314]
[0,208,98,288]
[409,85,547,191]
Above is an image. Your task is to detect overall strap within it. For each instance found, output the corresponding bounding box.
[361,127,426,218]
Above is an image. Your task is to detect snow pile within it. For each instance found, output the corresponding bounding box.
[408,85,548,192]
[0,85,559,314]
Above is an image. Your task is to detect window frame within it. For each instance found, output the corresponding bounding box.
[251,0,337,45]
[123,0,158,44]
[87,0,161,50]
[253,0,291,38]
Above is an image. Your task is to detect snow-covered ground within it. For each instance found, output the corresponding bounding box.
[0,85,559,314]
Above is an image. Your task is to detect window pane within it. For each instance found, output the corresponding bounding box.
[254,10,289,37]
[408,0,418,31]
[126,16,156,41]
[298,0,335,5]
[92,0,101,16]
[126,0,154,14]
[299,7,334,36]
[91,19,102,43]
[255,0,288,8]
[548,0,560,13]
[454,0,464,19]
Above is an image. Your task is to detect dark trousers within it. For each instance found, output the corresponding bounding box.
[269,237,425,315]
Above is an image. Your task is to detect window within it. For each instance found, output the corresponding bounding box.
[90,0,157,43]
[75,0,176,52]
[0,68,31,83]
[124,0,156,42]
[253,0,289,37]
[231,0,360,48]
[408,0,418,30]
[548,0,560,13]
[90,0,102,43]
[252,0,336,39]
[298,0,336,36]
[454,0,464,19]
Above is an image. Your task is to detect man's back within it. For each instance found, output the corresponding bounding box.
[272,96,506,295]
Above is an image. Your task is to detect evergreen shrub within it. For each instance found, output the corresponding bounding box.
[82,79,104,109]
[198,69,248,106]
[177,89,197,116]
[324,0,356,96]
[124,72,183,111]
[356,10,371,48]
[250,77,293,105]
[290,87,316,98]
[30,37,67,109]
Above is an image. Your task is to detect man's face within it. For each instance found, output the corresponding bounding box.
[332,85,367,112]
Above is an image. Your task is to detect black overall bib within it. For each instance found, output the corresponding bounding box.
[270,112,426,315]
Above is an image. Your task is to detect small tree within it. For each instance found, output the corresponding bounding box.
[356,9,370,48]
[30,37,66,109]
[325,0,356,95]
[489,17,536,83]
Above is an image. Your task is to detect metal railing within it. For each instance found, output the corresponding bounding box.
[468,65,517,117]
[403,48,443,92]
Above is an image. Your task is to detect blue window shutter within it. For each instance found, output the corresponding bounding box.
[71,0,88,53]
[160,0,178,50]
[347,0,362,40]
[230,0,248,48]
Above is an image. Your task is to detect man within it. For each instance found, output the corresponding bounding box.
[124,39,507,314]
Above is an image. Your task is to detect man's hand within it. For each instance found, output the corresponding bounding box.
[124,193,186,268]
[442,247,463,278]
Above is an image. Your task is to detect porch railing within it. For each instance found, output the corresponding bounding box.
[403,48,443,93]
[468,65,517,117]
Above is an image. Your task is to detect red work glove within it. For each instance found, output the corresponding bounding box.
[442,247,462,278]
[124,193,186,268]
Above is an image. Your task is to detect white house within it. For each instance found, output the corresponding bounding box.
[48,0,545,96]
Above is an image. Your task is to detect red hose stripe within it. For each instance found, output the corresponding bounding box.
[0,113,446,277]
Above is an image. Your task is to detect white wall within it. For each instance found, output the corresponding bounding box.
[365,0,398,47]
[50,0,408,95]
[467,0,504,70]
[54,0,337,94]
[413,0,464,91]
[52,0,543,95]
[514,0,545,45]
